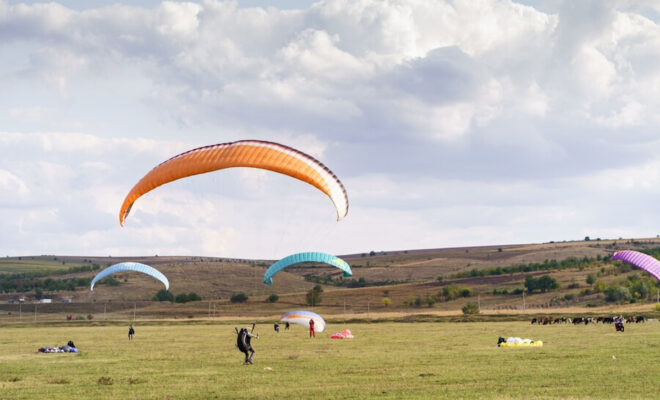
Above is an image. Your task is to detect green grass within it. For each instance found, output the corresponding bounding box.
[0,321,658,399]
[0,258,83,274]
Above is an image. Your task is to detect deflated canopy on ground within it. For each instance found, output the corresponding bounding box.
[119,140,348,225]
[611,250,660,282]
[280,310,326,333]
[263,252,352,285]
[90,262,169,291]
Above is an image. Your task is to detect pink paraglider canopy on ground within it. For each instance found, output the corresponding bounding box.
[331,329,354,339]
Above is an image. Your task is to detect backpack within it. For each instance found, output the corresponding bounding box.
[237,328,248,351]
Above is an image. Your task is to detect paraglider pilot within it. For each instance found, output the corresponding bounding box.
[274,322,279,333]
[128,324,135,340]
[237,326,258,364]
[309,318,316,338]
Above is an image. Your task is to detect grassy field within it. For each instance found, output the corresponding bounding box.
[1,321,658,399]
[0,258,86,274]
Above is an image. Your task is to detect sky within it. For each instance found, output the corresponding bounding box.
[1,0,660,259]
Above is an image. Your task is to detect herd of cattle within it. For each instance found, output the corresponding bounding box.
[531,316,646,325]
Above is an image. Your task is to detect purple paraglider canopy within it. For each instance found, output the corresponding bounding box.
[611,250,660,282]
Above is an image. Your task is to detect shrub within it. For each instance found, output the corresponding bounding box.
[426,296,436,307]
[86,314,93,320]
[266,294,279,303]
[436,276,443,282]
[306,285,323,305]
[230,293,248,303]
[604,286,631,303]
[593,281,607,293]
[586,274,595,285]
[442,284,473,300]
[462,303,480,315]
[152,289,174,302]
[414,297,423,307]
[655,303,660,312]
[187,292,201,302]
[381,297,392,307]
[525,275,559,293]
[174,293,189,303]
[101,277,120,286]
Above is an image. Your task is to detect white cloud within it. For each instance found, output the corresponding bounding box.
[1,0,660,257]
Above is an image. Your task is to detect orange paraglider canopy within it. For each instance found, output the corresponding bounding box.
[119,140,348,225]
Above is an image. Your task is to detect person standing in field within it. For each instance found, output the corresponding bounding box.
[309,318,315,338]
[128,324,135,340]
[237,327,258,364]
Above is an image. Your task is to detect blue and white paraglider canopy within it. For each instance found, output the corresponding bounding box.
[90,262,169,291]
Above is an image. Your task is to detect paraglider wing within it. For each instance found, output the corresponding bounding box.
[280,310,326,333]
[119,140,348,225]
[263,252,352,285]
[611,250,660,282]
[90,262,169,291]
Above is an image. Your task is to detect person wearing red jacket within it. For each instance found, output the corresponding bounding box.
[309,318,316,338]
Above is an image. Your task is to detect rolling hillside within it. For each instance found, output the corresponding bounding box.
[1,237,659,320]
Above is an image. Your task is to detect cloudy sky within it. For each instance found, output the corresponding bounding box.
[1,0,659,259]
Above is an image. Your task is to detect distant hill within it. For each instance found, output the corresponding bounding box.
[1,237,659,318]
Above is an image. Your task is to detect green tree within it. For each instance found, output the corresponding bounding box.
[152,289,174,302]
[230,293,248,303]
[187,292,202,301]
[586,274,595,285]
[266,294,279,303]
[604,286,631,303]
[381,297,392,307]
[442,284,473,300]
[306,285,323,306]
[175,293,189,303]
[537,275,559,292]
[462,302,480,314]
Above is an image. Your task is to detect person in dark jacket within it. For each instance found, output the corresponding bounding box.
[237,327,258,364]
[128,324,135,340]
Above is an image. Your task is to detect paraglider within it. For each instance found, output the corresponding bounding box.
[236,324,258,364]
[119,140,349,226]
[90,262,169,291]
[611,250,660,282]
[280,310,326,333]
[263,252,352,285]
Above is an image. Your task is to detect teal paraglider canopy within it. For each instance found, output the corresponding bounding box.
[90,262,169,291]
[263,252,352,285]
